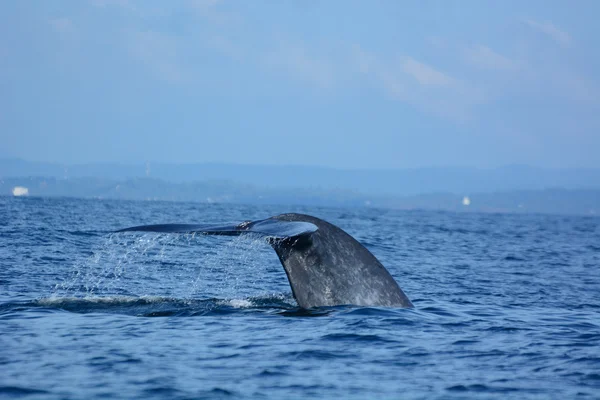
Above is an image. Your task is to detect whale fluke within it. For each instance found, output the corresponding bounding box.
[117,213,413,309]
[117,219,318,238]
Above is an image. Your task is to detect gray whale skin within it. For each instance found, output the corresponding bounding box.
[118,213,413,309]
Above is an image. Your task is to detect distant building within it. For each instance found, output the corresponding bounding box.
[462,196,471,206]
[12,186,29,196]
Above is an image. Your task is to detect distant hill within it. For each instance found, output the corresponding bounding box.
[0,176,370,208]
[1,176,598,216]
[1,159,599,196]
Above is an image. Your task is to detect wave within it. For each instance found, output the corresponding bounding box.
[0,294,417,318]
[0,294,296,317]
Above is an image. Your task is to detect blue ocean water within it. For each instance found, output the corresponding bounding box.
[1,196,599,399]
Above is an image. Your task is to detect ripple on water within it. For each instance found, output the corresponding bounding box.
[1,198,600,399]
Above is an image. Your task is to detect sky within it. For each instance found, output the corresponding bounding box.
[1,1,599,169]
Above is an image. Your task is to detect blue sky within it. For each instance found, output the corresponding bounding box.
[1,1,599,169]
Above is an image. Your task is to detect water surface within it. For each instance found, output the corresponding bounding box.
[1,197,599,399]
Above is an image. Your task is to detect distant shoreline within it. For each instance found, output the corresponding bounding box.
[2,158,599,197]
[2,175,598,217]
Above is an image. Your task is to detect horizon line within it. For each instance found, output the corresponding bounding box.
[1,157,598,172]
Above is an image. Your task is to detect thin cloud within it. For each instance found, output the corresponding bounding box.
[187,0,240,25]
[401,58,455,86]
[90,0,135,11]
[188,0,221,9]
[128,30,188,84]
[548,70,600,107]
[265,43,335,89]
[525,19,571,46]
[353,46,484,121]
[464,45,520,70]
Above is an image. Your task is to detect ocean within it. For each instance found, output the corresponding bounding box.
[1,196,599,399]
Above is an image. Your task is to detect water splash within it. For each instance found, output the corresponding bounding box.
[7,292,299,317]
[51,232,290,305]
[186,234,283,299]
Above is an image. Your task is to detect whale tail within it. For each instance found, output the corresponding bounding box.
[117,213,413,309]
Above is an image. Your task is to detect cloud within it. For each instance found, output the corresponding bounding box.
[401,57,455,86]
[525,19,571,46]
[353,46,484,121]
[464,45,520,70]
[90,0,135,11]
[547,70,600,107]
[264,43,335,89]
[128,30,188,84]
[187,0,240,25]
[188,0,221,9]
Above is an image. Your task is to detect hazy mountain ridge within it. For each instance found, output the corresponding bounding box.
[2,175,598,216]
[2,159,600,196]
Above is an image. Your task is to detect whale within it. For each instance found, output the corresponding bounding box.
[118,213,413,309]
